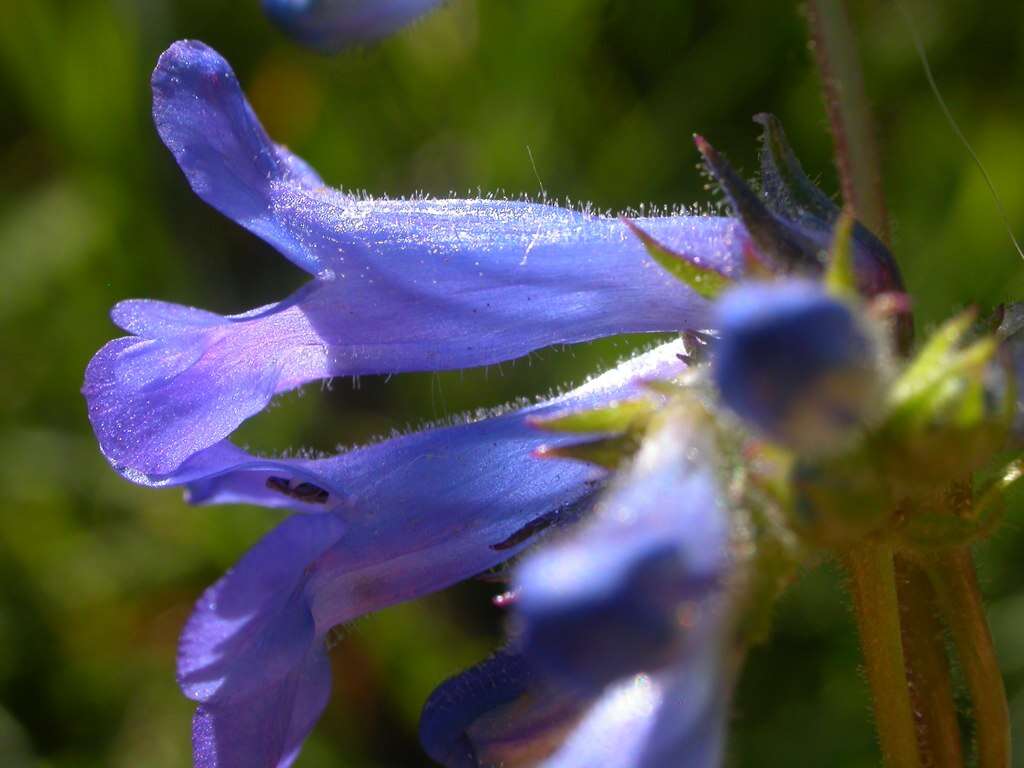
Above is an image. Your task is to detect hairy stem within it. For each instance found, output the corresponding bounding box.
[894,556,964,768]
[926,549,1010,768]
[844,544,922,768]
[805,0,889,244]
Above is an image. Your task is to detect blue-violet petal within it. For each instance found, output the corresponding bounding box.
[84,40,744,476]
[516,414,728,693]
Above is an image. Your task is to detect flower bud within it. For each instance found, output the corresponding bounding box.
[713,279,879,454]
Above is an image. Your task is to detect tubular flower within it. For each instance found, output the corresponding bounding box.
[81,36,917,768]
[81,39,756,768]
[511,413,731,768]
[421,414,732,768]
[420,634,727,768]
[83,40,744,480]
[419,650,587,768]
[177,342,690,768]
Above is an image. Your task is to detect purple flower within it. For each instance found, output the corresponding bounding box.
[419,641,728,768]
[79,39,748,768]
[488,414,732,768]
[712,279,879,453]
[263,0,448,52]
[82,40,744,480]
[542,635,727,768]
[80,39,875,768]
[177,342,688,768]
[419,626,724,768]
[514,416,728,694]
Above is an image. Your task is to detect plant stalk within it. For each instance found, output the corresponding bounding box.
[805,0,889,243]
[844,543,922,768]
[926,548,1010,768]
[894,556,964,768]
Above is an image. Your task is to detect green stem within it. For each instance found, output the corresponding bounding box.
[805,0,889,243]
[894,556,964,768]
[844,544,922,768]
[926,549,1010,768]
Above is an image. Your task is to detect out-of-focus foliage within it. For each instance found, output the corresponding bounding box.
[0,1,1022,766]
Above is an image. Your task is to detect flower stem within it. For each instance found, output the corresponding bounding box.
[925,548,1010,768]
[805,0,889,243]
[894,556,964,768]
[843,543,921,768]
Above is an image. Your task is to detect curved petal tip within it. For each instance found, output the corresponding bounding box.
[151,40,323,273]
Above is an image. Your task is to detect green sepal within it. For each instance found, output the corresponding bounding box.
[824,209,858,299]
[876,310,1007,491]
[528,399,655,435]
[622,218,732,299]
[884,310,1002,437]
[876,420,1010,497]
[888,309,976,413]
[534,433,639,470]
[641,379,691,398]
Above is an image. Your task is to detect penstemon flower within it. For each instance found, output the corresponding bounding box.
[82,9,1023,767]
[83,39,747,768]
[85,41,742,480]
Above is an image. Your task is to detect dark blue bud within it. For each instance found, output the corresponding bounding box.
[713,279,879,454]
[697,120,910,353]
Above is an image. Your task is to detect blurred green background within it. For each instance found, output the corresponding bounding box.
[2,0,1024,765]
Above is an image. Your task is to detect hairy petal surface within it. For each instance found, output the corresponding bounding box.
[264,0,447,52]
[515,414,729,693]
[176,345,686,768]
[88,40,744,475]
[126,341,686,509]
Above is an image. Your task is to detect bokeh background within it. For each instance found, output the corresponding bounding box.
[2,0,1024,765]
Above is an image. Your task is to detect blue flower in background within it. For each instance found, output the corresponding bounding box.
[264,0,448,52]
